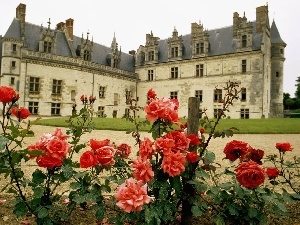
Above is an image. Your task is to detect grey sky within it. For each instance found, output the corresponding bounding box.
[1,0,299,97]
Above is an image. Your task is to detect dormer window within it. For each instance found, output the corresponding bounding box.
[84,50,90,61]
[12,44,17,52]
[44,41,52,53]
[148,51,155,61]
[242,35,247,48]
[171,47,179,58]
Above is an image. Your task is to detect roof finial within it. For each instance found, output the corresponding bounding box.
[47,18,51,28]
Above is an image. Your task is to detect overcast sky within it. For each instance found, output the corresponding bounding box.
[1,0,299,97]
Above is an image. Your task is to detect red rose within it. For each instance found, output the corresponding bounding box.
[164,130,190,153]
[275,142,293,152]
[187,133,201,146]
[117,143,131,158]
[186,151,199,163]
[161,151,186,177]
[224,140,249,161]
[199,128,205,134]
[147,88,157,99]
[241,148,264,165]
[89,139,110,150]
[235,160,265,189]
[80,150,98,168]
[36,155,63,169]
[266,168,280,179]
[11,107,31,119]
[47,138,70,160]
[95,146,115,166]
[0,86,19,103]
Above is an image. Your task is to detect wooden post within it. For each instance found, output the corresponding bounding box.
[187,97,200,136]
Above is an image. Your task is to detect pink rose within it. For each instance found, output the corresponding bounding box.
[161,151,186,177]
[139,137,155,160]
[114,178,151,213]
[132,158,154,183]
[47,138,70,159]
[89,139,110,150]
[164,130,190,153]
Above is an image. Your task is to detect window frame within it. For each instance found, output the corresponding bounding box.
[242,59,247,73]
[196,64,204,77]
[97,106,105,118]
[99,86,106,98]
[241,88,247,101]
[214,89,222,102]
[44,41,52,53]
[51,103,61,116]
[195,90,203,102]
[171,46,179,58]
[170,91,178,99]
[28,101,39,115]
[29,77,40,94]
[240,108,249,119]
[242,35,247,48]
[148,50,155,61]
[52,79,62,95]
[171,67,179,79]
[148,69,154,81]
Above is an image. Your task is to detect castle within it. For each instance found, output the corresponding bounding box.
[0,3,286,119]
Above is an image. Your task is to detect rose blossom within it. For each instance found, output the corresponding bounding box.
[80,150,98,168]
[187,133,201,146]
[139,137,155,160]
[155,137,175,155]
[224,140,250,161]
[131,158,154,183]
[186,151,199,163]
[95,146,115,166]
[116,143,131,158]
[235,160,265,189]
[161,151,186,177]
[147,88,157,99]
[47,138,70,159]
[0,86,19,103]
[89,138,111,150]
[164,130,190,153]
[36,155,63,169]
[266,168,280,179]
[11,107,31,119]
[241,148,264,165]
[114,178,151,213]
[275,142,293,152]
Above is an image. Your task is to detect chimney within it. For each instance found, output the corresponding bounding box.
[233,12,239,37]
[65,18,74,40]
[129,50,136,55]
[56,22,65,31]
[16,3,26,37]
[256,5,269,33]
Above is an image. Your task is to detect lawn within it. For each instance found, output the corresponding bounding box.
[33,117,300,134]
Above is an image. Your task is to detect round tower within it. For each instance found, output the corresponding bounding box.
[270,20,286,117]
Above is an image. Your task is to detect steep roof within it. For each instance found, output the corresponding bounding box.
[270,20,286,45]
[156,22,263,63]
[4,18,135,72]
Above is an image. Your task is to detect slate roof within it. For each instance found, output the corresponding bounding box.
[157,22,263,63]
[270,20,286,45]
[3,18,135,72]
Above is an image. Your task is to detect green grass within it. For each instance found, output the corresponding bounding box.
[33,117,300,134]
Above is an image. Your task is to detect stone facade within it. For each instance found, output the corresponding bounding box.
[0,3,286,118]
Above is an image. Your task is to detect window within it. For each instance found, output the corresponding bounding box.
[51,103,61,115]
[199,108,203,119]
[52,79,62,95]
[99,86,106,98]
[242,35,247,48]
[29,77,40,94]
[83,50,90,61]
[280,49,284,54]
[97,106,105,118]
[44,41,52,53]
[196,64,204,77]
[113,110,117,118]
[12,44,17,52]
[125,90,131,104]
[124,108,130,117]
[28,102,39,115]
[214,89,222,102]
[71,90,76,101]
[11,61,16,68]
[242,60,247,73]
[171,67,178,79]
[195,90,203,102]
[196,42,204,54]
[114,93,119,105]
[10,77,15,85]
[170,91,178,99]
[241,108,249,119]
[276,71,280,77]
[214,108,222,118]
[241,88,246,101]
[171,47,178,58]
[148,51,154,61]
[148,70,154,81]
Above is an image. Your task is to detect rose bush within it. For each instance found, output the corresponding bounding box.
[0,82,299,225]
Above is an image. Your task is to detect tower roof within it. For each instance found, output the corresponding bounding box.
[270,20,286,45]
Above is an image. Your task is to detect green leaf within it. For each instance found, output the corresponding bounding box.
[62,164,74,179]
[33,187,44,198]
[38,207,49,219]
[219,183,233,190]
[170,176,181,197]
[248,208,257,218]
[32,169,47,184]
[13,201,27,216]
[191,205,203,217]
[291,193,300,200]
[204,151,215,164]
[228,205,238,215]
[70,182,81,190]
[95,205,106,221]
[213,215,225,225]
[0,136,9,150]
[195,168,210,179]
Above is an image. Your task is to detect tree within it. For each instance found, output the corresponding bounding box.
[295,76,300,100]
